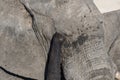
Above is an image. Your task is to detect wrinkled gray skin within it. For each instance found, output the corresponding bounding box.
[103,10,120,80]
[0,0,120,80]
[104,10,120,74]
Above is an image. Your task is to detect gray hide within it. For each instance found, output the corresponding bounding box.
[0,0,120,80]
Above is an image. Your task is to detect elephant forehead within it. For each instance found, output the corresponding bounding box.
[55,15,104,39]
[21,0,103,38]
[22,0,100,18]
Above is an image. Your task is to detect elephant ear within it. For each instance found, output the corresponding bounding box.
[103,9,120,67]
[108,35,120,71]
[103,10,120,79]
[0,0,49,79]
[103,10,120,53]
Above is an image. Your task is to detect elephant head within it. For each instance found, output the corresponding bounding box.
[20,0,117,80]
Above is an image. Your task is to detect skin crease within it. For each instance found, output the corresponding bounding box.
[45,33,65,80]
[19,0,120,80]
[0,66,37,80]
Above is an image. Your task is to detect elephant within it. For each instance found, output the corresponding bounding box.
[0,0,120,80]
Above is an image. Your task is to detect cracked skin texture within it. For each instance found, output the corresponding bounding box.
[20,0,116,80]
[0,0,46,79]
[0,0,120,80]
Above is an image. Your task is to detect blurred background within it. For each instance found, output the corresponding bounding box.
[94,0,120,13]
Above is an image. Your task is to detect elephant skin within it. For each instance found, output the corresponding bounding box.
[0,0,120,80]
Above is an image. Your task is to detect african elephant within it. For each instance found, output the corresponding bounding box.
[19,0,120,80]
[0,0,120,80]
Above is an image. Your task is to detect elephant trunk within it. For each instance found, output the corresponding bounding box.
[45,33,65,80]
